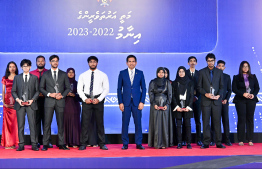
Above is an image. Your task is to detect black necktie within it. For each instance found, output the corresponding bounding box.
[53,71,57,83]
[191,72,194,77]
[25,75,28,84]
[210,70,213,82]
[23,75,29,101]
[39,71,42,82]
[90,72,94,95]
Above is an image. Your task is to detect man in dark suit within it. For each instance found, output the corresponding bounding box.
[117,55,146,150]
[210,60,232,146]
[40,55,70,151]
[186,56,202,146]
[12,59,39,151]
[197,53,226,149]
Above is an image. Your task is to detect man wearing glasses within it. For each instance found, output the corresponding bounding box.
[39,55,70,151]
[197,53,225,149]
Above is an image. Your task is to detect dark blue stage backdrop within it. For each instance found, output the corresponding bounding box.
[0,0,261,135]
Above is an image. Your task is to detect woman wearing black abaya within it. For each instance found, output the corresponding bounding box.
[172,66,194,149]
[148,67,173,149]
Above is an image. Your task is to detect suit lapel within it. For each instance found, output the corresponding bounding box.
[204,68,212,84]
[49,70,56,86]
[57,70,62,84]
[132,69,138,85]
[125,69,132,86]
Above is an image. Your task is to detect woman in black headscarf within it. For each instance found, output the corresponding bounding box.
[172,66,194,149]
[148,67,173,149]
[63,68,81,148]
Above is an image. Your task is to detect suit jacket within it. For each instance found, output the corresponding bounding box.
[39,69,70,108]
[117,68,146,107]
[232,74,260,103]
[197,67,224,106]
[222,73,232,102]
[11,73,39,111]
[186,69,200,97]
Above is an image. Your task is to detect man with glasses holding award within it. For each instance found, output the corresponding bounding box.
[197,53,226,149]
[40,55,71,151]
[12,59,39,151]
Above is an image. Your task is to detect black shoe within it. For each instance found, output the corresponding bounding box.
[32,146,39,151]
[210,142,215,146]
[59,145,70,150]
[187,144,192,149]
[177,143,182,149]
[216,144,226,149]
[200,144,209,149]
[225,142,232,146]
[48,143,53,148]
[37,143,40,148]
[79,145,86,150]
[136,145,145,150]
[181,141,186,146]
[197,141,202,146]
[100,145,108,150]
[16,146,24,151]
[121,145,128,150]
[41,145,48,151]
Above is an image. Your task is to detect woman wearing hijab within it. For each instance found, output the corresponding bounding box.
[64,68,81,148]
[172,66,194,149]
[148,67,173,149]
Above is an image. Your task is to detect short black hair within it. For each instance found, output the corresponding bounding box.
[188,56,197,63]
[126,55,137,62]
[87,56,98,63]
[217,60,225,65]
[20,59,32,67]
[36,55,45,61]
[49,55,59,62]
[205,53,216,61]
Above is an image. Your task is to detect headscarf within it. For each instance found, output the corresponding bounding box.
[66,68,77,93]
[163,67,170,80]
[154,67,166,87]
[66,68,76,84]
[174,66,190,95]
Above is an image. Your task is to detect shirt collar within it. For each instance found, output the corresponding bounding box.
[36,68,47,72]
[89,69,98,73]
[51,68,59,73]
[128,68,135,72]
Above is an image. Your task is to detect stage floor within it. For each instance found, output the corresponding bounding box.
[0,144,262,168]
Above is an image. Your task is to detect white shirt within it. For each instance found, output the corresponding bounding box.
[173,90,193,111]
[23,73,30,82]
[77,69,109,102]
[51,68,59,81]
[190,70,195,77]
[128,68,135,83]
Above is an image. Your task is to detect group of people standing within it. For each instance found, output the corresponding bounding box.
[1,53,260,151]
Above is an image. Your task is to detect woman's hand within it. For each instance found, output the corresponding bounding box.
[154,105,159,110]
[163,105,167,110]
[248,94,254,99]
[183,108,189,112]
[243,93,250,98]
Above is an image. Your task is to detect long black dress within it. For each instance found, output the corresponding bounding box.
[148,79,173,148]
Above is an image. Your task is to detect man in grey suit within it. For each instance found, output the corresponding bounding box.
[12,59,39,151]
[40,55,70,151]
[197,53,226,149]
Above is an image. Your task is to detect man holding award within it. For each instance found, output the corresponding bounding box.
[39,55,71,151]
[197,53,226,149]
[12,59,39,151]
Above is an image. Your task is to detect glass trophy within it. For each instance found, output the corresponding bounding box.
[54,83,59,93]
[210,86,215,99]
[21,92,29,105]
[90,91,94,103]
[180,100,186,110]
[70,83,74,93]
[158,97,165,110]
[246,87,251,94]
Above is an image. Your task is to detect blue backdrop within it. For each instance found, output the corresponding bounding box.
[0,0,261,134]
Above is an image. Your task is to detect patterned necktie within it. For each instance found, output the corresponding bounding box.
[90,71,94,95]
[53,71,57,83]
[130,70,134,85]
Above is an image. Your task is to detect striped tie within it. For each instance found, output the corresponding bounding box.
[130,70,134,86]
[90,71,94,95]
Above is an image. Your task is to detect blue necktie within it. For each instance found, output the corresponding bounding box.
[210,70,213,82]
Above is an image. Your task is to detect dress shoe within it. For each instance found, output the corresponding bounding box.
[225,142,232,146]
[37,143,41,148]
[32,146,39,151]
[197,141,202,146]
[16,146,24,151]
[187,144,192,149]
[121,145,128,150]
[59,145,70,150]
[200,144,209,149]
[41,145,48,151]
[79,145,86,150]
[216,144,226,148]
[210,142,215,146]
[177,143,182,149]
[48,143,53,148]
[136,145,145,150]
[100,145,108,150]
[181,141,186,146]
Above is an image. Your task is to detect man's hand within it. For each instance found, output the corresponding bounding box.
[55,93,63,100]
[222,99,227,104]
[92,99,99,104]
[85,98,92,104]
[205,93,214,99]
[243,93,250,99]
[183,108,189,112]
[17,99,24,106]
[119,103,124,112]
[138,102,144,110]
[49,93,57,98]
[176,107,183,112]
[27,100,34,105]
[39,93,44,97]
[213,95,220,100]
[249,94,254,99]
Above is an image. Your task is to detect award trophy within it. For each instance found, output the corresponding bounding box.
[246,87,251,94]
[158,97,165,110]
[70,83,74,93]
[90,91,94,103]
[180,100,186,110]
[21,92,29,105]
[54,83,59,93]
[210,86,215,99]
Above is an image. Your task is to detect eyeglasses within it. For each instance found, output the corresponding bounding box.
[207,60,214,63]
[51,60,59,63]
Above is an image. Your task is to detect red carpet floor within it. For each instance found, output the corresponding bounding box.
[0,143,261,159]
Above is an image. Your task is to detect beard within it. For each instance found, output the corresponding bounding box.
[89,65,97,70]
[37,65,45,69]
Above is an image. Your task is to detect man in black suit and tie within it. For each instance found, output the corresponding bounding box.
[197,53,226,149]
[186,56,202,146]
[40,55,70,151]
[12,59,39,151]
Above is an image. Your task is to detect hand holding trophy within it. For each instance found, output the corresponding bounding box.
[21,92,30,106]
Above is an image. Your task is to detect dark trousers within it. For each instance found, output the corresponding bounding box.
[122,99,143,146]
[202,102,222,145]
[235,100,256,142]
[16,106,37,147]
[36,97,51,144]
[80,101,105,147]
[43,105,64,146]
[176,118,191,144]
